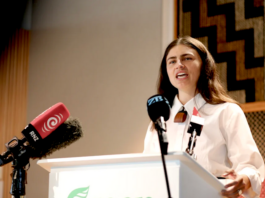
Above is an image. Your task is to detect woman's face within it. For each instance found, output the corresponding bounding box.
[166,44,202,94]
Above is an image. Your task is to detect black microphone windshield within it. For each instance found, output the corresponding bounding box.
[28,117,83,159]
[147,95,171,122]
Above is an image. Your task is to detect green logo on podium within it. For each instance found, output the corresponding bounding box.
[68,186,152,198]
[68,186,90,198]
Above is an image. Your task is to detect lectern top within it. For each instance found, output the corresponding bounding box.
[37,151,223,190]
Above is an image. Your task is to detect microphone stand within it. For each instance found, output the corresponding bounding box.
[155,117,172,198]
[1,137,30,198]
[185,129,197,160]
[10,158,28,198]
[185,118,203,160]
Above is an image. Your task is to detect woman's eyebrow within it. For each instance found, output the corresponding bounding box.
[166,56,176,62]
[166,53,194,62]
[181,53,193,57]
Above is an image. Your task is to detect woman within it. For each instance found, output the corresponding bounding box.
[143,36,264,198]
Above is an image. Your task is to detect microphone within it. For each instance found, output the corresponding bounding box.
[188,107,204,136]
[22,102,70,148]
[185,107,204,159]
[27,116,83,159]
[146,94,172,198]
[0,102,83,165]
[147,94,170,131]
[147,94,170,153]
[1,103,83,197]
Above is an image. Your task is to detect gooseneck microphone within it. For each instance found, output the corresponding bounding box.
[0,102,83,198]
[147,94,172,198]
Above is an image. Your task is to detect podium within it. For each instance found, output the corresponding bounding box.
[38,151,225,198]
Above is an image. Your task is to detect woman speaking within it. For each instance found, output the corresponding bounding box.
[143,36,264,198]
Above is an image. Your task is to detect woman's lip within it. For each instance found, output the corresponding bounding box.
[176,74,188,80]
[176,71,188,76]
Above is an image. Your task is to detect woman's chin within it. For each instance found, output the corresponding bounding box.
[175,85,196,94]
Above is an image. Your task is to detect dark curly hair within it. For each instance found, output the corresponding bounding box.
[157,36,237,106]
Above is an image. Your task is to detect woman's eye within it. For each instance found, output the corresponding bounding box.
[169,60,176,64]
[184,57,192,61]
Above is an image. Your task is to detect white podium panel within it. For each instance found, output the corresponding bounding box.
[38,152,225,198]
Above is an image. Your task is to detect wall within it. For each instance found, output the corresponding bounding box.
[27,0,162,197]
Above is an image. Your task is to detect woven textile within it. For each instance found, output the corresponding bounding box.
[177,0,265,103]
[245,111,265,197]
[245,111,265,162]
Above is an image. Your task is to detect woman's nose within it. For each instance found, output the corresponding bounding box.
[176,60,184,69]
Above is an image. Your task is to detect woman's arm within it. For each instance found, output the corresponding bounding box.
[221,104,264,198]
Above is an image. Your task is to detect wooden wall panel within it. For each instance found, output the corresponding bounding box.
[240,101,265,112]
[174,0,178,39]
[0,29,29,198]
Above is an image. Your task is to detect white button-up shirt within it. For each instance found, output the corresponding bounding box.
[144,93,264,198]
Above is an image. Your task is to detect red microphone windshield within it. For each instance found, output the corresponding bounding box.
[30,103,70,139]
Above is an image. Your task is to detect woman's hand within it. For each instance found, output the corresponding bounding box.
[220,169,251,198]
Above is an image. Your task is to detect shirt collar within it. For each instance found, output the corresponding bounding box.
[171,93,206,117]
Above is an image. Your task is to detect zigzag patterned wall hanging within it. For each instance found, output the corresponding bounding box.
[177,0,265,103]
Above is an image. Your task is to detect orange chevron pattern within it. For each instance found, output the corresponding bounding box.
[178,0,265,103]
